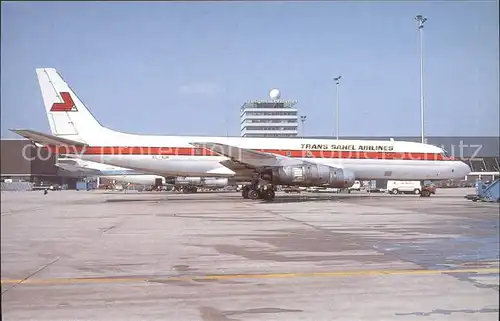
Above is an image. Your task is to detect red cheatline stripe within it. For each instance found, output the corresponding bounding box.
[44,145,454,161]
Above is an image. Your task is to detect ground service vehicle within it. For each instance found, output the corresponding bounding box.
[348,180,362,192]
[387,180,423,195]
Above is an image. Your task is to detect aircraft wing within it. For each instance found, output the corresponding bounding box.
[9,129,87,147]
[190,142,303,168]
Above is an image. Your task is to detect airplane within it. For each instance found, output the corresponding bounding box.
[55,157,229,192]
[11,68,471,201]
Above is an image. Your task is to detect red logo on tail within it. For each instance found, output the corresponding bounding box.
[50,92,77,112]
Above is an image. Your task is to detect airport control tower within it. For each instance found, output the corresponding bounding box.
[240,89,299,138]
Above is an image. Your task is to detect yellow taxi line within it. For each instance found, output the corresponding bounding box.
[1,267,498,286]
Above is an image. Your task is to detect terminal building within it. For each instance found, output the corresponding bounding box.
[240,89,299,138]
[0,139,90,190]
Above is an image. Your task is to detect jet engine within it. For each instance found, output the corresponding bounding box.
[272,163,355,188]
[201,178,229,188]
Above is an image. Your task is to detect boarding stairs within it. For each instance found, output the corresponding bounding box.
[464,179,500,203]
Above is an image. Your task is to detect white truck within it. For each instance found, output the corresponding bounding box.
[387,180,422,195]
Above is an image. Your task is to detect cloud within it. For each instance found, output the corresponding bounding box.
[178,83,225,96]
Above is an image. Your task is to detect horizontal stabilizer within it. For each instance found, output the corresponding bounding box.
[55,162,103,175]
[9,129,88,147]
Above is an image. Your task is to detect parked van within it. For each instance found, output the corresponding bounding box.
[387,180,422,195]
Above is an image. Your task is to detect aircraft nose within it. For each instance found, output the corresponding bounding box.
[457,161,471,177]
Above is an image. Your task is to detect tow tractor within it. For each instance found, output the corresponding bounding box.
[419,184,435,197]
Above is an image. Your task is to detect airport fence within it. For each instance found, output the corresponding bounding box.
[0,182,34,191]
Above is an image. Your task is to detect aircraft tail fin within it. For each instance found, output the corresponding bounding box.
[36,68,108,143]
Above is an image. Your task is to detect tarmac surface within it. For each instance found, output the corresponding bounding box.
[1,188,499,320]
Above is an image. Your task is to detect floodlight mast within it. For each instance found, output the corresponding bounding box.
[334,76,342,140]
[415,15,427,144]
[300,115,307,136]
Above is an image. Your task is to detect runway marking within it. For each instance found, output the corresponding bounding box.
[1,258,60,294]
[1,267,498,286]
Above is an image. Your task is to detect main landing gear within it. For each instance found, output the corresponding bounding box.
[241,182,276,201]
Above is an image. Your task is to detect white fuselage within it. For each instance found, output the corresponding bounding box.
[53,130,471,182]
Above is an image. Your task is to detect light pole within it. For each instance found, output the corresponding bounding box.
[415,14,427,144]
[300,115,307,136]
[334,76,342,139]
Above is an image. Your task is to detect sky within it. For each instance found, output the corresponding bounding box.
[1,1,498,139]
